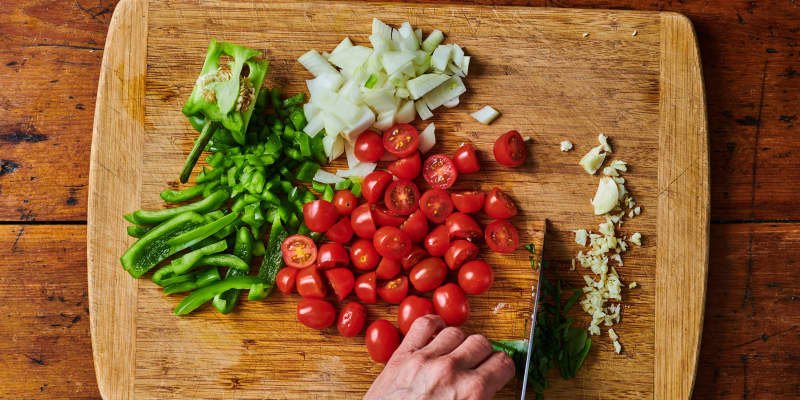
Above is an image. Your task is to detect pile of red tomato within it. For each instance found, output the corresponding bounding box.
[277,124,528,363]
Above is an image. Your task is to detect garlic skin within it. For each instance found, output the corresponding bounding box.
[591,177,619,215]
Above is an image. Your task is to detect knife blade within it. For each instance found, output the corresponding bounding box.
[520,259,543,400]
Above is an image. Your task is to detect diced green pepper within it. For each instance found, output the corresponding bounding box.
[295,161,320,182]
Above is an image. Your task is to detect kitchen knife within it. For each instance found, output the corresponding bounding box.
[520,256,543,400]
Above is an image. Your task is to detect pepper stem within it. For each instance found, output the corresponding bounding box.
[180,120,218,183]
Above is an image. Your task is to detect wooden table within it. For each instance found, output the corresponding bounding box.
[1,0,796,398]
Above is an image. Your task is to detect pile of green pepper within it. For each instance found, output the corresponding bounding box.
[120,40,349,315]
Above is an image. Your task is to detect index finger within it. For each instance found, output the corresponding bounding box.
[395,314,446,354]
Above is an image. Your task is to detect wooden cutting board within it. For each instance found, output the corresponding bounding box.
[87,0,708,399]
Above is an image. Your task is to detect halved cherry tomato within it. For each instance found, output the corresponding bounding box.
[317,242,349,269]
[365,319,401,363]
[397,295,435,335]
[485,219,519,253]
[351,203,377,239]
[362,171,393,204]
[384,180,420,216]
[325,267,355,300]
[400,246,428,271]
[333,190,357,216]
[338,302,367,337]
[446,213,482,242]
[376,257,402,280]
[372,205,405,227]
[433,283,470,326]
[388,152,422,180]
[350,239,380,271]
[297,299,336,330]
[484,187,518,219]
[327,217,354,244]
[383,123,419,158]
[444,240,479,270]
[409,257,447,292]
[355,130,385,163]
[493,130,527,167]
[282,235,318,269]
[303,200,338,232]
[400,210,428,243]
[423,154,458,190]
[296,265,327,299]
[458,260,494,295]
[453,143,480,174]
[450,191,486,214]
[355,271,377,304]
[276,267,299,294]
[373,226,412,260]
[378,276,409,304]
[424,225,450,257]
[419,189,454,224]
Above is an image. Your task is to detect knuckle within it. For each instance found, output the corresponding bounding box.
[410,314,439,333]
[436,355,458,373]
[496,352,515,372]
[466,334,492,351]
[440,326,467,342]
[407,353,428,369]
[465,374,487,394]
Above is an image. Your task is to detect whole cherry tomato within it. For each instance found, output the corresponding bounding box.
[453,142,480,174]
[282,235,318,269]
[423,154,458,190]
[445,212,482,242]
[384,180,420,216]
[325,267,355,300]
[485,219,519,253]
[397,295,435,335]
[378,276,409,304]
[333,190,358,215]
[419,189,454,224]
[303,200,339,233]
[433,283,470,326]
[350,239,380,271]
[493,130,527,167]
[297,299,336,330]
[365,319,401,363]
[383,124,419,158]
[376,257,402,280]
[400,246,428,271]
[355,130,385,163]
[355,271,377,304]
[424,225,450,257]
[338,302,367,337]
[276,267,299,294]
[484,187,518,219]
[296,265,326,299]
[450,191,486,214]
[327,217,354,244]
[351,203,377,239]
[317,242,349,269]
[458,260,494,295]
[409,257,447,292]
[444,239,479,270]
[373,226,412,260]
[388,152,422,180]
[362,171,393,204]
[400,210,428,244]
[372,205,405,227]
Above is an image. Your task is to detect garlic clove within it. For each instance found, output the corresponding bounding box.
[579,145,607,175]
[591,177,619,215]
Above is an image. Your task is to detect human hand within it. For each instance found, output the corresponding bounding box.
[364,315,515,400]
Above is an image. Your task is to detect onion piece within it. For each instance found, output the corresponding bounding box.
[344,139,360,169]
[470,105,500,125]
[330,37,353,57]
[373,109,396,131]
[442,96,459,108]
[298,50,339,77]
[329,45,373,72]
[313,169,345,184]
[424,76,466,110]
[419,123,436,153]
[430,45,452,72]
[336,162,377,178]
[406,73,449,100]
[415,100,433,120]
[303,113,325,137]
[342,107,376,142]
[421,29,444,54]
[395,100,415,123]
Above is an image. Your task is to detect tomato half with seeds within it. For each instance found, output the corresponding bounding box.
[397,295,435,335]
[276,267,298,294]
[327,217,354,244]
[424,224,450,257]
[423,154,458,190]
[444,239,479,270]
[433,283,470,326]
[383,123,419,158]
[485,219,519,253]
[384,180,420,216]
[400,246,428,271]
[378,276,409,304]
[458,260,494,295]
[317,242,349,269]
[419,189,454,224]
[355,271,377,304]
[372,205,405,227]
[376,257,402,280]
[363,171,393,204]
[303,200,338,233]
[282,235,318,269]
[297,299,336,330]
[355,130,385,163]
[400,210,428,243]
[373,226,412,260]
[388,152,422,180]
[446,212,482,242]
[338,302,367,337]
[493,130,527,167]
[324,267,355,300]
[453,142,480,174]
[365,319,401,363]
[484,187,518,219]
[333,190,357,215]
[296,265,327,299]
[350,238,381,271]
[450,191,485,214]
[351,203,377,239]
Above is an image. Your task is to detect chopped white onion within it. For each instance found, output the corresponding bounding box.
[336,162,377,178]
[382,51,416,75]
[395,100,415,123]
[372,18,393,42]
[342,107,376,142]
[461,56,471,75]
[431,45,452,72]
[362,87,398,113]
[470,105,500,125]
[442,96,460,108]
[452,44,465,67]
[422,29,444,54]
[419,123,436,153]
[424,76,466,110]
[313,169,345,184]
[303,102,320,120]
[303,113,324,137]
[329,45,373,73]
[323,111,346,137]
[406,73,450,100]
[330,37,353,57]
[298,50,338,77]
[373,109,396,131]
[415,100,433,120]
[344,139,360,169]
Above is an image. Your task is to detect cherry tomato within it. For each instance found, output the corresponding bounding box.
[350,238,381,271]
[493,130,527,167]
[423,154,458,190]
[484,187,518,219]
[338,302,367,337]
[458,260,494,295]
[297,299,336,330]
[378,276,409,304]
[419,189,454,224]
[355,130,385,162]
[453,142,480,174]
[372,205,405,227]
[324,267,355,300]
[444,240,479,270]
[450,191,486,214]
[400,246,428,271]
[446,212,482,242]
[384,180,420,216]
[373,226,412,260]
[409,257,447,292]
[376,257,402,280]
[397,296,435,335]
[362,171,393,204]
[317,242,349,269]
[355,271,377,304]
[351,203,377,239]
[282,235,318,269]
[383,123,419,158]
[424,224,450,257]
[433,283,470,326]
[276,267,299,294]
[303,200,338,233]
[327,217,354,244]
[400,210,428,243]
[485,219,519,253]
[296,265,327,299]
[365,319,401,363]
[333,190,357,216]
[388,152,422,180]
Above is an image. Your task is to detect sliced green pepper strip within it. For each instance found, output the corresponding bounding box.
[174,276,262,315]
[312,181,327,193]
[196,166,224,183]
[120,211,208,278]
[180,120,218,183]
[125,190,228,226]
[126,225,152,238]
[296,131,312,157]
[351,181,362,198]
[196,254,249,271]
[160,184,206,203]
[302,189,317,204]
[165,212,239,250]
[334,179,352,190]
[252,240,266,256]
[284,147,303,161]
[295,161,320,182]
[242,202,265,229]
[206,151,225,168]
[152,240,227,284]
[202,180,220,197]
[213,227,253,314]
[232,193,260,213]
[310,134,327,165]
[279,180,293,194]
[262,190,280,207]
[164,267,221,295]
[322,185,334,202]
[290,109,307,131]
[281,92,305,108]
[248,216,288,300]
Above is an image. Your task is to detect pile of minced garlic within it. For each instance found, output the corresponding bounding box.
[569,134,642,354]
